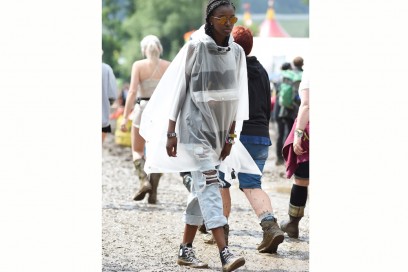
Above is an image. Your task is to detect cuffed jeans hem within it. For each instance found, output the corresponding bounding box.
[183,213,204,226]
[204,215,228,230]
[240,184,262,190]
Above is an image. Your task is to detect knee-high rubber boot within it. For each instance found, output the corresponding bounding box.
[280,204,305,238]
[257,218,284,253]
[147,173,162,204]
[133,158,152,201]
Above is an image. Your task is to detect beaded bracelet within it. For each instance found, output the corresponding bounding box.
[225,137,235,145]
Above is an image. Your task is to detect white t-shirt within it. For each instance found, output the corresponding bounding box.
[298,69,309,100]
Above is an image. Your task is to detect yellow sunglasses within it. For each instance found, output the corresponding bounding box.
[212,16,238,25]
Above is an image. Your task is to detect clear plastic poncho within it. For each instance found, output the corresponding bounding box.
[139,25,261,180]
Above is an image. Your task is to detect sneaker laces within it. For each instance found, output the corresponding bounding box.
[221,247,235,264]
[184,247,201,263]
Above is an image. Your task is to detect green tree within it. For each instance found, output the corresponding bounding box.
[118,0,204,82]
[103,0,242,82]
[102,0,134,80]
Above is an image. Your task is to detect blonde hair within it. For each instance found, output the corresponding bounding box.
[140,35,163,59]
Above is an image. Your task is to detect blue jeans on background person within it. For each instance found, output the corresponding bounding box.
[220,142,269,189]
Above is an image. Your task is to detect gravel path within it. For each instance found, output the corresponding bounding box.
[102,123,309,272]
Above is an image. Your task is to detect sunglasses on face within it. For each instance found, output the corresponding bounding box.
[212,15,238,25]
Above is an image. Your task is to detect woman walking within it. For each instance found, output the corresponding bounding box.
[140,1,260,270]
[120,35,170,204]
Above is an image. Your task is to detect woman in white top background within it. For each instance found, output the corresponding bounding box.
[120,35,170,204]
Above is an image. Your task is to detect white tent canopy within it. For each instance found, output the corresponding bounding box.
[250,37,310,81]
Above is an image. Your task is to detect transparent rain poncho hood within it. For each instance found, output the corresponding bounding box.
[140,25,261,180]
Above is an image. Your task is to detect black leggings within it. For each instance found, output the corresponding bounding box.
[294,161,309,179]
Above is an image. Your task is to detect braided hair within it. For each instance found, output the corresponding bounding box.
[204,0,235,45]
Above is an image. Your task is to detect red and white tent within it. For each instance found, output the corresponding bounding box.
[259,0,289,38]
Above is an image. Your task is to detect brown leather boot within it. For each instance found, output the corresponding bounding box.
[147,173,162,204]
[133,158,151,201]
[223,223,229,246]
[280,204,305,238]
[203,224,229,246]
[198,224,208,234]
[257,218,284,253]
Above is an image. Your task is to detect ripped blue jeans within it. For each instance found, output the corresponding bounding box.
[182,169,227,230]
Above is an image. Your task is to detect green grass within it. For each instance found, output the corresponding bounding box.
[279,19,309,37]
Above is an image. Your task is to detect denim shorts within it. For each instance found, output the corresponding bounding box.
[132,100,148,128]
[220,143,269,190]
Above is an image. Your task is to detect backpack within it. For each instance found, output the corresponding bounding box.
[277,70,303,120]
[278,70,302,109]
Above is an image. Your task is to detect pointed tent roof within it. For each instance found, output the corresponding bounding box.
[243,3,252,27]
[259,0,289,38]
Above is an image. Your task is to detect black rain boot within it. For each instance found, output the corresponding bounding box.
[257,218,284,253]
[280,204,304,238]
[133,158,151,201]
[147,173,162,204]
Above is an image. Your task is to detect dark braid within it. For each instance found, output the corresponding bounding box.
[204,0,235,45]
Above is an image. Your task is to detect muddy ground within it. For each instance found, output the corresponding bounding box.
[102,123,309,272]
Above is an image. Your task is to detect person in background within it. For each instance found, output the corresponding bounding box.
[139,1,256,271]
[120,35,170,204]
[102,62,117,143]
[110,82,129,120]
[273,62,292,165]
[292,56,304,73]
[280,68,309,239]
[202,25,285,254]
[117,82,130,108]
[291,56,304,113]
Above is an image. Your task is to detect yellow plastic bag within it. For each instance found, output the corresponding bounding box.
[115,115,132,147]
